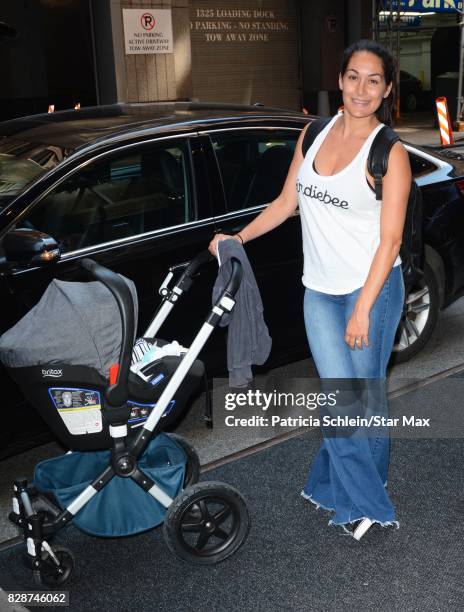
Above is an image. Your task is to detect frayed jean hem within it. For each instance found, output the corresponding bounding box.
[301,490,399,534]
[329,517,400,536]
[300,490,335,513]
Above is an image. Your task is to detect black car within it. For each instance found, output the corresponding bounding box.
[0,102,463,457]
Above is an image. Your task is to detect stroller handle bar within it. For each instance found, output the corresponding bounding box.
[223,256,242,297]
[177,249,214,281]
[145,250,240,340]
[79,252,242,409]
[159,250,214,297]
[132,255,243,450]
[80,258,134,407]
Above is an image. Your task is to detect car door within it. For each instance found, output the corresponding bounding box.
[0,132,219,455]
[203,125,307,365]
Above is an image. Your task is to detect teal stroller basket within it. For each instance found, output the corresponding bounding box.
[33,433,186,537]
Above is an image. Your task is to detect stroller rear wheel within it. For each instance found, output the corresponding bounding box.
[33,545,74,587]
[167,433,200,487]
[163,481,250,565]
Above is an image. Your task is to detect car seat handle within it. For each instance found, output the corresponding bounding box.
[80,258,134,407]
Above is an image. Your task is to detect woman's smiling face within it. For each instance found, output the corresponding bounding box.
[339,51,392,119]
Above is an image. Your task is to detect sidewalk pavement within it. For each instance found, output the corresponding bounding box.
[394,111,464,147]
[395,124,464,147]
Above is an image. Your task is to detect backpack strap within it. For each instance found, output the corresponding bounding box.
[367,126,400,200]
[301,117,332,158]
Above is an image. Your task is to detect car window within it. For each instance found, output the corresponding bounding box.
[0,140,68,211]
[408,152,436,178]
[211,130,299,211]
[19,139,193,252]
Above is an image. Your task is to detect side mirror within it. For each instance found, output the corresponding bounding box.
[3,228,61,267]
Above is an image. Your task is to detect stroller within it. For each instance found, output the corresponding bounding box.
[0,251,250,587]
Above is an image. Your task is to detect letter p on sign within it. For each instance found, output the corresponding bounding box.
[141,12,155,30]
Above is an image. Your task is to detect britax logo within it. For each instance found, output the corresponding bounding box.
[41,368,63,378]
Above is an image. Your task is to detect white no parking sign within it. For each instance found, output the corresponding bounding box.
[122,8,173,55]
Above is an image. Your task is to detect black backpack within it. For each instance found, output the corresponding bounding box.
[301,118,424,288]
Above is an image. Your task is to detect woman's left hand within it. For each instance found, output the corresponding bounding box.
[345,310,370,349]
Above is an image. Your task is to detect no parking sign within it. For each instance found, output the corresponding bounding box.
[122,8,173,54]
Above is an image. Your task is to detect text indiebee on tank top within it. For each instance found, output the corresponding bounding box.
[296,180,349,210]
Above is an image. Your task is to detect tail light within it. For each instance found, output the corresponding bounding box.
[456,179,464,195]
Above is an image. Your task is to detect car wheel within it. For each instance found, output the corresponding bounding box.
[390,262,439,364]
[404,92,418,112]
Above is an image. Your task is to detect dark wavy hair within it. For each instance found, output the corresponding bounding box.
[340,39,397,126]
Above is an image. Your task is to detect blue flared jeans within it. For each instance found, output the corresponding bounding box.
[301,264,405,528]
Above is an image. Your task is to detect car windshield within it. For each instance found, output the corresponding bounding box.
[0,138,68,210]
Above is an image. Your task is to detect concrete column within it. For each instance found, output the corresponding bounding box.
[347,0,373,44]
[91,0,193,104]
[347,0,363,44]
[299,0,345,114]
[91,0,119,104]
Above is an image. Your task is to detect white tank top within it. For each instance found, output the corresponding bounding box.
[297,115,401,294]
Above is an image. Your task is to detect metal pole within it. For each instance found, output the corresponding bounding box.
[442,0,464,125]
[457,16,464,124]
[388,0,393,50]
[396,8,401,122]
[88,0,100,106]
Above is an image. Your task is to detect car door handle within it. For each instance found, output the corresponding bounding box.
[215,226,243,234]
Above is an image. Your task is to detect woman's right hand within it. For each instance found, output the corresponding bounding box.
[208,233,241,258]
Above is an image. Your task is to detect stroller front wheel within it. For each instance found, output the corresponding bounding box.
[33,545,74,588]
[163,481,250,565]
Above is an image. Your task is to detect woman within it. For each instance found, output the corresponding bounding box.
[209,40,410,540]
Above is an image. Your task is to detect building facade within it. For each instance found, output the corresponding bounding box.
[0,0,459,120]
